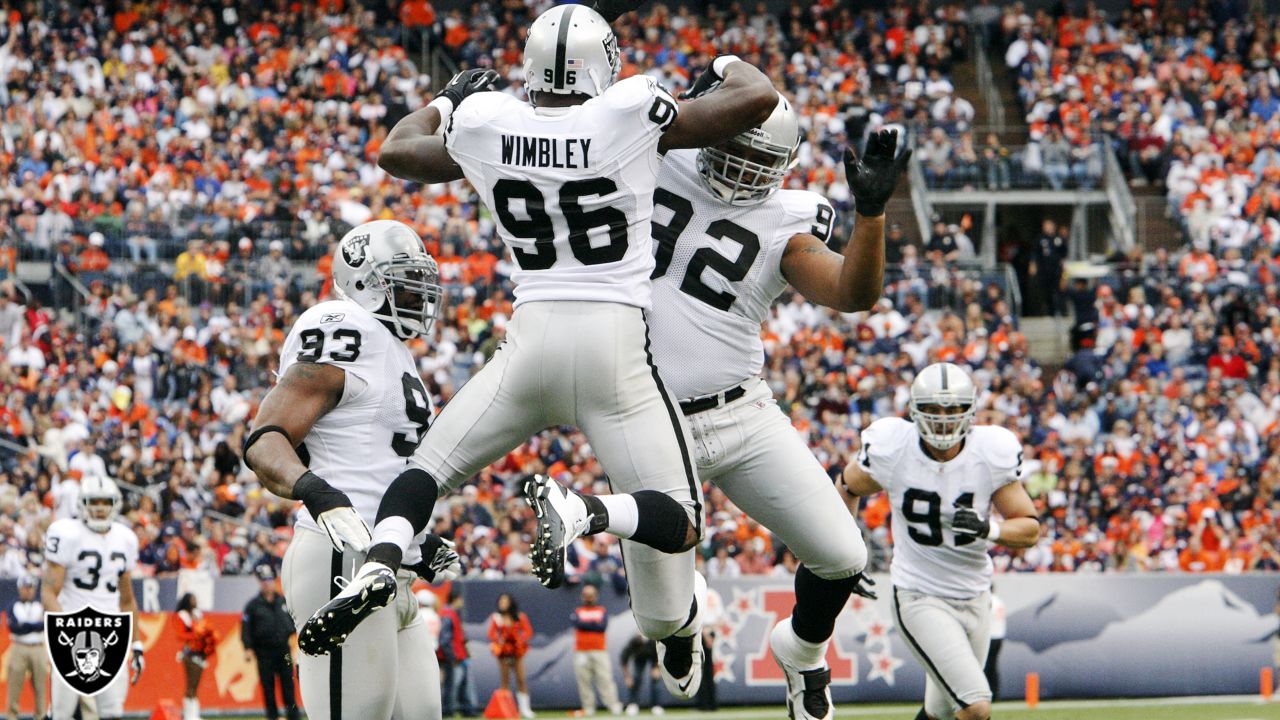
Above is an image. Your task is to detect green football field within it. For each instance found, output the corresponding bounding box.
[222,696,1280,720]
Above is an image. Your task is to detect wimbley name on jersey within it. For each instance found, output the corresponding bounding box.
[500,135,592,170]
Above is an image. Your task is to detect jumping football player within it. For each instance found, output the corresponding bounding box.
[242,220,461,720]
[839,363,1041,720]
[43,476,143,720]
[299,3,778,701]
[643,80,908,717]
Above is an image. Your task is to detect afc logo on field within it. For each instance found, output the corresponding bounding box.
[45,607,132,696]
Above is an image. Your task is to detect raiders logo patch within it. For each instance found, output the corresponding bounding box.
[341,234,371,267]
[46,607,133,696]
[320,313,345,323]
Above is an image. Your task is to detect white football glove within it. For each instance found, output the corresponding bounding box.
[130,642,145,685]
[316,506,372,554]
[409,535,462,583]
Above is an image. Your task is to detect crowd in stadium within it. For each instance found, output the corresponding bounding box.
[0,0,1276,590]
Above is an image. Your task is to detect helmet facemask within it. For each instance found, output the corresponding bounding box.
[81,495,119,533]
[910,400,976,451]
[697,129,798,206]
[371,255,444,340]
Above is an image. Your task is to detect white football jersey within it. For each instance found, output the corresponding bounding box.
[857,417,1023,599]
[646,149,836,400]
[278,299,432,561]
[44,518,138,612]
[445,75,679,309]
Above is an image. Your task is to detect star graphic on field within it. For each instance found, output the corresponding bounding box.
[863,619,889,646]
[729,587,757,618]
[866,647,903,686]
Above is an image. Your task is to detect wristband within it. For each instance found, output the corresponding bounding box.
[428,96,455,130]
[293,470,349,517]
[986,521,1001,542]
[711,54,743,77]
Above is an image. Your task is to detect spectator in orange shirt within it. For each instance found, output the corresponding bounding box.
[571,585,622,717]
[488,594,535,719]
[401,0,435,28]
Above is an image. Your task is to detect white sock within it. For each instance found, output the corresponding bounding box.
[785,618,828,671]
[370,516,415,552]
[597,494,639,538]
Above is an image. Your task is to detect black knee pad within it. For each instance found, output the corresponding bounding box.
[628,490,691,553]
[375,467,440,533]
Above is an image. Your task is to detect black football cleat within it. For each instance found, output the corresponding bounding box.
[298,562,396,656]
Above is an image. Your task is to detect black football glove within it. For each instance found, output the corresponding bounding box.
[680,54,742,100]
[439,68,500,109]
[851,572,878,600]
[591,0,648,22]
[951,505,993,540]
[844,129,911,217]
[405,534,463,583]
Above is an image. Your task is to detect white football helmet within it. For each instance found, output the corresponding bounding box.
[909,362,977,451]
[332,220,443,340]
[698,93,801,206]
[523,4,620,103]
[80,476,122,533]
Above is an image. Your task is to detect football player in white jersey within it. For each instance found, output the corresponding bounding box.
[242,220,461,720]
[298,3,779,701]
[839,363,1040,720]
[42,476,143,720]
[644,91,909,717]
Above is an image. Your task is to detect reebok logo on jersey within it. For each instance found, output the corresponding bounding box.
[320,313,346,323]
[46,607,132,697]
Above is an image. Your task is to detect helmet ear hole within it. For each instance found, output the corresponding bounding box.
[354,281,364,291]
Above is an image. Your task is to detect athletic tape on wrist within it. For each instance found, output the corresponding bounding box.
[987,521,1002,541]
[428,96,455,130]
[711,55,743,78]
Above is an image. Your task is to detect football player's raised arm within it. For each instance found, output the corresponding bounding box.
[659,58,778,152]
[781,130,909,312]
[378,105,465,184]
[379,69,499,185]
[989,482,1041,549]
[41,562,65,613]
[245,362,345,499]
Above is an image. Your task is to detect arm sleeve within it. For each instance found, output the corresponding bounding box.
[279,308,384,400]
[987,429,1025,490]
[44,521,75,566]
[856,420,895,490]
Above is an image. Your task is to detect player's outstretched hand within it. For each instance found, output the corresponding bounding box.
[591,0,648,22]
[439,68,500,109]
[951,506,993,540]
[130,642,145,685]
[843,129,911,218]
[851,572,878,600]
[680,54,743,100]
[407,534,463,583]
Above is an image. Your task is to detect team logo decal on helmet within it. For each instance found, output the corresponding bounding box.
[46,607,133,696]
[341,233,370,268]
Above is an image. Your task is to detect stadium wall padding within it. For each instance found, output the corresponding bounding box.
[1,573,1276,713]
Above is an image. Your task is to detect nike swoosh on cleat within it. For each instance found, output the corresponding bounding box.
[677,677,693,693]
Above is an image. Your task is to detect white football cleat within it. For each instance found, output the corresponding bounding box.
[522,474,593,588]
[656,572,706,699]
[298,562,396,656]
[770,619,833,720]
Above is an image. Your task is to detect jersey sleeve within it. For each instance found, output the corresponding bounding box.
[279,304,386,401]
[981,427,1025,490]
[443,92,512,161]
[605,75,679,140]
[119,527,139,573]
[44,520,77,566]
[856,418,906,489]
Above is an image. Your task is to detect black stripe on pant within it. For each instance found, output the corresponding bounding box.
[892,587,965,707]
[330,550,344,720]
[640,314,702,534]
